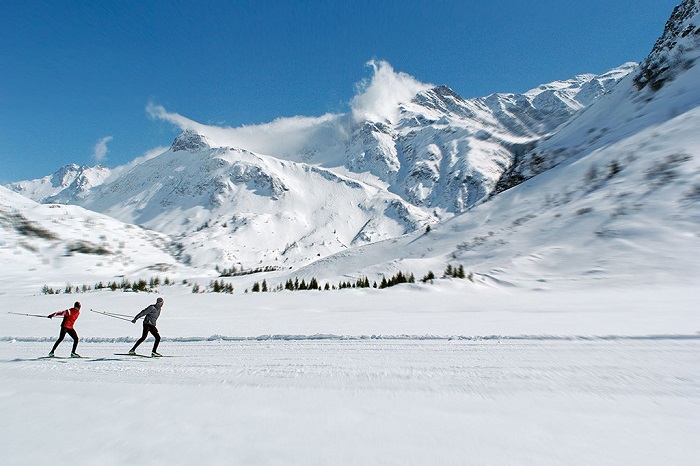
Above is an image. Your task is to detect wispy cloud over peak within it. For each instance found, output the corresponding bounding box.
[351,60,433,124]
[93,136,114,163]
[144,61,430,161]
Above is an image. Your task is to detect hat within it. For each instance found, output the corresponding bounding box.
[156,297,164,303]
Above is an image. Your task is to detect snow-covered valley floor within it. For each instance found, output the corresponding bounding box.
[1,338,698,465]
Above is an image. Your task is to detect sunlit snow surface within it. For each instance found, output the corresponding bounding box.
[1,286,699,465]
[1,338,698,465]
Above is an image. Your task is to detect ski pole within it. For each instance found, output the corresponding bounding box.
[7,312,50,318]
[93,310,132,318]
[89,309,134,322]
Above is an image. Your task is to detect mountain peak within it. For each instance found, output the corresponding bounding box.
[171,129,211,152]
[634,0,700,91]
[51,163,87,188]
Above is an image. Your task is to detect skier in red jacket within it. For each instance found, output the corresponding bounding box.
[48,301,81,358]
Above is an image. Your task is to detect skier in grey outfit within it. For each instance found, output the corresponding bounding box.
[129,297,164,357]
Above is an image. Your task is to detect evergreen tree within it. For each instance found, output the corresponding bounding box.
[444,264,453,278]
[262,280,268,292]
[251,282,260,292]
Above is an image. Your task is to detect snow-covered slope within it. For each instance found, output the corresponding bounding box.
[0,186,194,294]
[291,104,700,289]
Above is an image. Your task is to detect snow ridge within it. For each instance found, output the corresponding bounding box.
[3,333,698,343]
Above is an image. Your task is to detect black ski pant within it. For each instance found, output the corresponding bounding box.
[51,327,78,354]
[131,324,160,353]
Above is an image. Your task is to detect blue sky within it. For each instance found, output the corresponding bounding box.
[0,0,679,183]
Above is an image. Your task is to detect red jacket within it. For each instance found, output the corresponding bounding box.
[50,307,80,329]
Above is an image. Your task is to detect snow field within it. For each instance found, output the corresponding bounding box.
[1,339,698,465]
[1,283,698,465]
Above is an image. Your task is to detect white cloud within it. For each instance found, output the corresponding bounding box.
[351,60,433,123]
[144,61,431,160]
[146,103,205,132]
[93,136,113,163]
[146,102,344,159]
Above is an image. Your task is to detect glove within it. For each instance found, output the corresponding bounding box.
[48,315,53,319]
[132,318,137,323]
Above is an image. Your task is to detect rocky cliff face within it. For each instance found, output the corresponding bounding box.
[634,0,700,92]
[171,129,212,152]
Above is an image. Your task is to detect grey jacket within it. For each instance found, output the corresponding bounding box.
[135,304,161,326]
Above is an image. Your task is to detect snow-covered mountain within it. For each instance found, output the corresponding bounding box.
[348,64,634,214]
[3,64,633,271]
[73,132,433,269]
[3,1,697,288]
[9,64,633,216]
[6,163,112,203]
[287,0,700,288]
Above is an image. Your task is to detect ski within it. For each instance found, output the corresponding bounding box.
[114,353,178,358]
[114,353,154,358]
[39,356,91,360]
